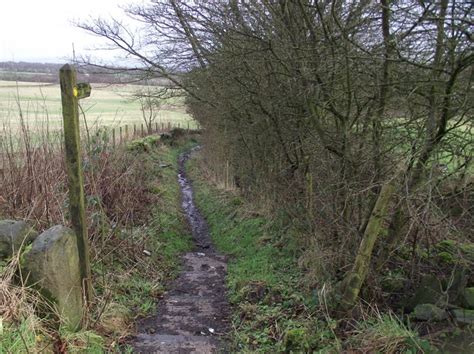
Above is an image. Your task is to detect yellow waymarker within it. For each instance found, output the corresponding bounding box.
[74,83,91,99]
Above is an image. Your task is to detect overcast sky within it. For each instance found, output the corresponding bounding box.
[0,0,133,63]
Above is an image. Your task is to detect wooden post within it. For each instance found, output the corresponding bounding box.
[59,64,93,305]
[125,125,129,140]
[338,179,397,311]
[141,124,144,137]
[161,122,164,132]
[133,124,137,137]
[112,128,116,147]
[155,122,158,133]
[119,126,123,144]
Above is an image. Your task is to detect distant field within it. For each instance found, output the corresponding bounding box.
[0,80,194,132]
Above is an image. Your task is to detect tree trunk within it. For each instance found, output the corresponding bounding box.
[338,178,397,311]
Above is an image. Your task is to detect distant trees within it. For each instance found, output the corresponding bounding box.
[79,0,473,309]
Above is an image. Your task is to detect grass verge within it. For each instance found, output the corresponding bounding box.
[188,152,430,353]
[188,153,336,352]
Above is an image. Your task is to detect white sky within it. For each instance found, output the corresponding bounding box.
[0,0,133,63]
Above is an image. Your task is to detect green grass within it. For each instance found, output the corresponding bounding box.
[92,141,195,320]
[0,80,195,131]
[188,155,339,352]
[187,153,435,353]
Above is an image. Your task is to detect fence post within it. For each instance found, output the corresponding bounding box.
[141,124,144,137]
[125,125,129,140]
[119,126,123,144]
[112,128,116,147]
[59,64,93,306]
[133,124,137,137]
[155,122,158,133]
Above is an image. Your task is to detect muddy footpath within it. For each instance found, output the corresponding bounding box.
[130,148,231,353]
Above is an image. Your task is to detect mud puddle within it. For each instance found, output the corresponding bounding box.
[131,147,230,353]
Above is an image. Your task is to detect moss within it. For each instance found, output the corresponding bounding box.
[126,135,161,152]
[413,304,447,321]
[380,272,406,292]
[438,251,455,264]
[283,328,310,352]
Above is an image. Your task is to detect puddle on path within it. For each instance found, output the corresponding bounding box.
[131,148,230,353]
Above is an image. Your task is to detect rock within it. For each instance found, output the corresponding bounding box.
[444,268,468,306]
[405,275,445,311]
[0,220,37,259]
[23,225,83,330]
[451,308,474,325]
[461,288,474,309]
[413,304,447,321]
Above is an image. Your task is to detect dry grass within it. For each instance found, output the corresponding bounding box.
[0,99,179,351]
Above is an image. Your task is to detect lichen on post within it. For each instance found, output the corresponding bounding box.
[59,64,93,307]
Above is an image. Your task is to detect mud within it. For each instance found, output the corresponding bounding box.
[131,148,231,353]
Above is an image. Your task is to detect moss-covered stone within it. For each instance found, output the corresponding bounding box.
[0,220,37,259]
[451,308,474,325]
[413,304,447,321]
[461,288,474,310]
[437,251,455,264]
[23,225,83,330]
[434,240,474,266]
[405,275,445,311]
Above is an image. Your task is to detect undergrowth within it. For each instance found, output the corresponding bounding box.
[188,152,430,353]
[0,123,195,351]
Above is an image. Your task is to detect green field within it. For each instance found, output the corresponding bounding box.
[0,80,194,132]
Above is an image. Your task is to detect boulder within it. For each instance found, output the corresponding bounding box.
[451,308,474,325]
[0,220,37,259]
[405,275,445,311]
[23,225,83,330]
[461,288,474,310]
[413,304,447,321]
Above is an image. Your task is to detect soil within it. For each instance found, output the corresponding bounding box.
[130,147,231,353]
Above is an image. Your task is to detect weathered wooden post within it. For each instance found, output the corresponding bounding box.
[119,126,123,144]
[125,125,129,140]
[59,64,93,305]
[155,122,158,133]
[112,128,116,147]
[133,124,137,137]
[141,124,144,137]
